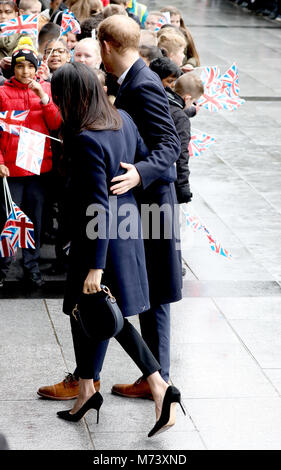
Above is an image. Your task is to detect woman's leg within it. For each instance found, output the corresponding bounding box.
[70,316,100,413]
[115,318,169,419]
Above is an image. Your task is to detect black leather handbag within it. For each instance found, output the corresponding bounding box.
[71,285,124,340]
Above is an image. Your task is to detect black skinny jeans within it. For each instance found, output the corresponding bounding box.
[70,315,161,380]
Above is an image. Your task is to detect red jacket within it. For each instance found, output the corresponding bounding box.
[0,77,61,177]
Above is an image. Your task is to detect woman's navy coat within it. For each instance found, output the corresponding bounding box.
[63,110,150,318]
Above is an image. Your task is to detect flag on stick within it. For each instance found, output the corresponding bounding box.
[60,9,80,35]
[198,63,245,112]
[0,14,38,37]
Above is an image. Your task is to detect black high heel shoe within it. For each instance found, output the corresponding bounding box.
[57,391,103,423]
[148,386,186,438]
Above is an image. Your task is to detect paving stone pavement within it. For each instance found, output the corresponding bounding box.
[1,0,281,451]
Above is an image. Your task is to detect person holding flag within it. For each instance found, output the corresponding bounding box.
[0,36,61,288]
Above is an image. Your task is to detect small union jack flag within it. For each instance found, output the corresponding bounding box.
[60,9,81,36]
[16,127,45,175]
[2,202,35,250]
[221,62,240,97]
[0,110,29,136]
[154,17,167,32]
[189,129,216,157]
[0,14,38,37]
[198,63,245,112]
[200,66,222,91]
[183,209,232,259]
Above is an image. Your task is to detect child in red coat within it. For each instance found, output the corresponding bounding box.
[0,36,61,288]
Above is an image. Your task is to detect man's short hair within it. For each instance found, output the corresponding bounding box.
[157,31,186,55]
[98,15,140,54]
[175,72,204,100]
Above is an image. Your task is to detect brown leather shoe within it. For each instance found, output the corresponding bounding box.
[111,377,153,400]
[37,373,100,400]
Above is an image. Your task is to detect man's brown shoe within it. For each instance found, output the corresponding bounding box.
[111,377,153,400]
[37,373,100,400]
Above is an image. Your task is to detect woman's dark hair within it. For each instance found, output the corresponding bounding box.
[139,45,163,63]
[149,57,182,80]
[51,62,122,139]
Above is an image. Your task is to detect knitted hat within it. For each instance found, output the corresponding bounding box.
[11,37,39,72]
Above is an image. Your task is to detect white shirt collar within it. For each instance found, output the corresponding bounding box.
[117,66,132,86]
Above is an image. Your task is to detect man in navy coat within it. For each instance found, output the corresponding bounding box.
[37,15,182,401]
[99,15,182,397]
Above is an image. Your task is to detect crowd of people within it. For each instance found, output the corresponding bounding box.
[229,0,281,20]
[0,0,204,441]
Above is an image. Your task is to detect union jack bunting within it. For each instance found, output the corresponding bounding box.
[202,226,232,259]
[0,110,29,136]
[183,210,232,259]
[0,14,38,37]
[189,129,216,157]
[60,9,81,36]
[16,126,46,175]
[221,62,240,97]
[2,202,35,250]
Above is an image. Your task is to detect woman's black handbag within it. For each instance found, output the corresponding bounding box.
[71,285,124,340]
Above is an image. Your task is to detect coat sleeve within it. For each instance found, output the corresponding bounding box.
[173,109,193,204]
[131,81,180,189]
[75,133,110,270]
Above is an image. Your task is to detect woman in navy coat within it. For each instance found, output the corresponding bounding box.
[50,63,184,437]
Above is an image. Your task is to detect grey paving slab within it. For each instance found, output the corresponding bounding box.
[90,430,205,451]
[187,397,281,450]
[214,297,281,321]
[263,369,281,395]
[171,342,277,399]
[170,298,240,345]
[0,401,93,450]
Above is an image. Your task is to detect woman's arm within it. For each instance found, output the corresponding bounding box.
[75,133,110,271]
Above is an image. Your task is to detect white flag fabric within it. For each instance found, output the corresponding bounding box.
[16,127,46,175]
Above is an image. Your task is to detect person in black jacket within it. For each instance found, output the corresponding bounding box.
[150,57,204,204]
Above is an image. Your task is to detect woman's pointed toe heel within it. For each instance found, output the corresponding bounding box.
[57,391,103,423]
[148,385,184,438]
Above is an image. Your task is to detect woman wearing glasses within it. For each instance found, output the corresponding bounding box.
[43,38,71,75]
